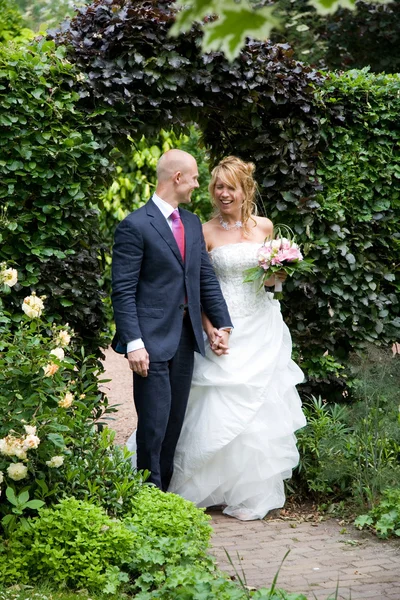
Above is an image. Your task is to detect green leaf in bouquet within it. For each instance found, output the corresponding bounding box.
[243,266,264,283]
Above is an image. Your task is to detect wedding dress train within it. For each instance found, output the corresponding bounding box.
[168,243,306,520]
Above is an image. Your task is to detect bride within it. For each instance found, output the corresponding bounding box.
[168,156,306,521]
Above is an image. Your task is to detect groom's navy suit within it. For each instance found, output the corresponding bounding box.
[111,198,232,490]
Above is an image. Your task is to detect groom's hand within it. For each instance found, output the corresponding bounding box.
[128,348,149,377]
[210,329,230,356]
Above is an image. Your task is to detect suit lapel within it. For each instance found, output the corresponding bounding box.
[146,199,184,268]
[179,208,193,269]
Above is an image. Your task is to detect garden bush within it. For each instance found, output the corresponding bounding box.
[0,265,143,532]
[0,0,25,42]
[125,486,214,593]
[0,39,112,355]
[295,347,400,507]
[0,498,135,591]
[355,487,400,539]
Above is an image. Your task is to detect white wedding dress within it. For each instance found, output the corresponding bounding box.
[168,242,306,521]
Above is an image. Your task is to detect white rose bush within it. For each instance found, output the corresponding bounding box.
[0,265,130,533]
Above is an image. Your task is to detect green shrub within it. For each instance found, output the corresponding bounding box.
[295,348,400,506]
[0,267,143,531]
[0,39,111,354]
[0,0,25,42]
[355,488,400,539]
[126,486,213,593]
[0,498,135,591]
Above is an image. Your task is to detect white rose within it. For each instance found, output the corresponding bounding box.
[23,434,40,451]
[58,391,74,409]
[46,455,64,468]
[24,425,37,436]
[7,462,28,481]
[50,347,65,361]
[22,293,44,319]
[1,267,18,288]
[56,330,71,347]
[271,239,282,250]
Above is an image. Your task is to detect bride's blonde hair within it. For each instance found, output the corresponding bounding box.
[209,156,258,233]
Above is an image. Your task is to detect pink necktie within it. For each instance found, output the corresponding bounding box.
[170,209,185,261]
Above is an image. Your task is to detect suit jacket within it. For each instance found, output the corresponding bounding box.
[111,198,232,361]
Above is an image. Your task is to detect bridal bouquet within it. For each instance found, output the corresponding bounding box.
[243,227,313,300]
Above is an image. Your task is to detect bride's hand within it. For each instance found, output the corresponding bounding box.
[264,270,287,286]
[208,328,229,356]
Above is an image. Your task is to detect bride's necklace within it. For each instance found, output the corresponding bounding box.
[218,214,243,231]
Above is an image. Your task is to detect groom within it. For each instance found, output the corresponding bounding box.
[111,149,233,491]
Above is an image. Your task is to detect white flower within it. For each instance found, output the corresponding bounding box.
[0,471,3,484]
[56,330,71,347]
[22,293,44,319]
[24,425,37,436]
[271,239,282,250]
[7,462,28,481]
[0,435,26,459]
[50,347,65,361]
[58,391,74,409]
[46,455,64,468]
[0,267,18,288]
[22,434,40,451]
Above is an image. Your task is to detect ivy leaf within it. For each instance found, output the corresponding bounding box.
[308,0,390,15]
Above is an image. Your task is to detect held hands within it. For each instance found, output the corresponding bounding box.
[128,348,150,377]
[207,327,230,356]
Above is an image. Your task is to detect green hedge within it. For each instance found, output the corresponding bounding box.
[0,40,112,353]
[0,0,25,42]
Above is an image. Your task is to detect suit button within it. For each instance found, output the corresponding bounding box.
[179,304,184,310]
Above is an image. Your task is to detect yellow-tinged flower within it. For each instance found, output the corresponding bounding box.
[0,435,26,459]
[46,455,64,468]
[22,292,44,318]
[79,394,86,399]
[43,362,59,377]
[58,391,74,409]
[22,434,40,451]
[0,266,18,287]
[56,329,71,347]
[7,462,28,481]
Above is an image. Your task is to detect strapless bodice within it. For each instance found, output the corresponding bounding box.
[209,243,276,317]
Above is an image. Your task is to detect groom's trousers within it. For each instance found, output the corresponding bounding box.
[133,313,195,491]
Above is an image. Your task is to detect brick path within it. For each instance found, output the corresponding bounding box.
[103,348,400,600]
[209,511,400,599]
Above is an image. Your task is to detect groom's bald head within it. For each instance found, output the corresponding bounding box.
[155,149,199,207]
[156,149,196,183]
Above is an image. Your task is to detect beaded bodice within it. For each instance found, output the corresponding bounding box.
[209,243,275,317]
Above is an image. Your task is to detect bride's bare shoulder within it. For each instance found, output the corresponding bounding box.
[254,216,273,236]
[202,217,219,250]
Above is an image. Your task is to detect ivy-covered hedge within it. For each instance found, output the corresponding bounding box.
[0,40,112,352]
[293,70,400,390]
